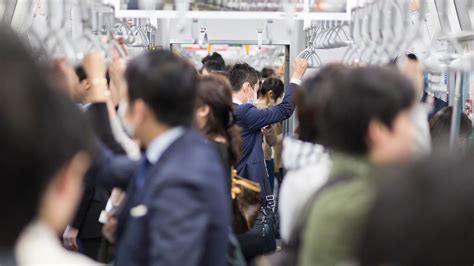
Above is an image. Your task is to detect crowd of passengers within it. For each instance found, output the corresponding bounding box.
[2,24,474,266]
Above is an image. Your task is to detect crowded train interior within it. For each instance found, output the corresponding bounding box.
[3,0,474,265]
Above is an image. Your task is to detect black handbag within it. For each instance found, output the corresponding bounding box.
[237,169,277,262]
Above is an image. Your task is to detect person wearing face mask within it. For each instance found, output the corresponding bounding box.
[229,59,307,260]
[229,59,307,200]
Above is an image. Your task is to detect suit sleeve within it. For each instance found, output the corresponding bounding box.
[85,103,126,155]
[244,83,298,130]
[87,141,138,190]
[148,178,209,265]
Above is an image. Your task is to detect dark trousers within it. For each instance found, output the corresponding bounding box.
[265,159,275,193]
[78,237,102,260]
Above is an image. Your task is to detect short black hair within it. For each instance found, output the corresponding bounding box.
[261,67,276,79]
[202,60,226,73]
[296,64,349,143]
[357,153,474,265]
[126,50,198,127]
[0,26,94,248]
[202,52,225,70]
[317,66,415,154]
[259,77,284,100]
[228,63,259,92]
[429,106,472,147]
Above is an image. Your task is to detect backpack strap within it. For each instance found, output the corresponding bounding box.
[287,174,355,247]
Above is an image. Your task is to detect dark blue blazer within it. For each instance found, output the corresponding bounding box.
[234,82,298,198]
[114,129,230,266]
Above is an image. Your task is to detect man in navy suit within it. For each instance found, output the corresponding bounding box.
[229,59,308,200]
[94,50,230,266]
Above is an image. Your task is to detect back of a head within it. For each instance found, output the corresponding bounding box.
[259,77,284,100]
[202,60,226,73]
[202,52,225,70]
[228,63,259,92]
[261,67,276,80]
[0,27,93,248]
[317,66,415,155]
[196,74,242,165]
[126,50,198,127]
[357,153,474,265]
[296,63,350,143]
[429,106,472,148]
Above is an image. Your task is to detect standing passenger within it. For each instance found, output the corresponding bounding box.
[298,66,417,266]
[229,59,307,199]
[112,50,230,266]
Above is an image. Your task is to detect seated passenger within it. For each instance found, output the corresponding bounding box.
[112,50,230,266]
[356,153,474,265]
[298,66,417,266]
[0,26,97,265]
[278,64,348,244]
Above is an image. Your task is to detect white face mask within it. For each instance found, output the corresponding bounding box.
[248,89,258,105]
[121,117,136,138]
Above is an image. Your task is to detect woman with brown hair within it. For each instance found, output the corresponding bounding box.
[195,74,242,192]
[195,74,246,265]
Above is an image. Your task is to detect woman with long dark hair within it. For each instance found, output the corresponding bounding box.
[195,74,242,190]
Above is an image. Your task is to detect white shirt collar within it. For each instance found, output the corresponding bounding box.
[146,127,185,164]
[232,97,243,105]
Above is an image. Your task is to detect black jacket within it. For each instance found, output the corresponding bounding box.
[72,103,126,239]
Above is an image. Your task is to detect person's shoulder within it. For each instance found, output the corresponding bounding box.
[234,103,255,113]
[322,175,372,203]
[308,176,374,224]
[161,130,224,175]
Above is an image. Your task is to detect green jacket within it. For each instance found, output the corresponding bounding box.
[298,153,379,266]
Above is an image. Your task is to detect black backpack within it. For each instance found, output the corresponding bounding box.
[261,174,355,266]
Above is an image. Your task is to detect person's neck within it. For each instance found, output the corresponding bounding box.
[257,97,270,107]
[368,149,400,167]
[233,91,247,104]
[142,122,172,147]
[213,135,227,144]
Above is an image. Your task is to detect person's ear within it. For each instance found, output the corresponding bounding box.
[367,119,390,148]
[197,105,210,118]
[83,80,91,91]
[135,99,153,124]
[53,152,90,196]
[268,91,275,100]
[242,82,250,94]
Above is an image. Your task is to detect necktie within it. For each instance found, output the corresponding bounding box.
[135,157,151,189]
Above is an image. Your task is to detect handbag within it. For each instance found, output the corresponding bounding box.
[232,168,262,234]
[237,167,277,262]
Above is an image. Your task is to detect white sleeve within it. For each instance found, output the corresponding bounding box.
[109,116,141,160]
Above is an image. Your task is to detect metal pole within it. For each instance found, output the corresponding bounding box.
[450,71,463,149]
